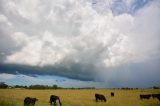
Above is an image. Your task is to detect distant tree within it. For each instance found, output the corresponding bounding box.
[153,86,159,89]
[15,85,20,88]
[15,85,28,89]
[52,84,58,89]
[29,85,46,89]
[0,82,8,88]
[24,86,28,89]
[28,84,61,89]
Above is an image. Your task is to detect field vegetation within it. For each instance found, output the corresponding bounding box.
[0,89,160,106]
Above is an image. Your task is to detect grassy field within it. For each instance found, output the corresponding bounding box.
[0,89,160,106]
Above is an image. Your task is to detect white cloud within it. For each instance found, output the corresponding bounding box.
[0,14,12,26]
[5,31,72,66]
[0,73,16,80]
[2,0,160,67]
[0,0,160,86]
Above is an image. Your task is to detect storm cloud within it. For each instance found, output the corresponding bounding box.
[0,0,160,87]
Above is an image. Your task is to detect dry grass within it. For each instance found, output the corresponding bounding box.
[0,89,160,106]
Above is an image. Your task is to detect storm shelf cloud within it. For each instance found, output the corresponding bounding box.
[0,0,160,88]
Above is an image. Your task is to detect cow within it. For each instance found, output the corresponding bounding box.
[111,92,114,97]
[140,94,151,100]
[152,94,160,101]
[24,97,38,106]
[50,95,62,106]
[95,93,106,102]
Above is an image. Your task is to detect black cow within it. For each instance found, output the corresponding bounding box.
[111,92,114,97]
[152,94,160,101]
[50,95,62,106]
[95,93,106,102]
[24,97,38,106]
[140,94,151,100]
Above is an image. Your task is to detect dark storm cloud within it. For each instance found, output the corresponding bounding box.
[99,58,160,88]
[0,63,97,81]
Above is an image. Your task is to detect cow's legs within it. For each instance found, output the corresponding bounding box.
[50,101,52,106]
[96,98,98,102]
[54,101,56,106]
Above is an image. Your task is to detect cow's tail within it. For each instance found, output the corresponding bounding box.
[58,97,62,106]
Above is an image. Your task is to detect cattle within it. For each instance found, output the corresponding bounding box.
[111,92,114,97]
[50,95,62,106]
[152,94,160,101]
[140,94,151,100]
[95,93,107,102]
[24,97,38,106]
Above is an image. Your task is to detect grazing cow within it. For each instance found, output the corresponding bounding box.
[24,97,38,106]
[111,92,114,97]
[95,93,106,102]
[152,94,160,101]
[140,94,151,100]
[50,95,62,106]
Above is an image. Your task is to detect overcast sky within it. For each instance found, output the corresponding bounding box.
[0,0,160,88]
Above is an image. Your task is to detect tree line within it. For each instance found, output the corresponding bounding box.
[0,82,160,89]
[0,82,61,89]
[0,82,94,89]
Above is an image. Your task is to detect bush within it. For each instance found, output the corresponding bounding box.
[0,82,8,89]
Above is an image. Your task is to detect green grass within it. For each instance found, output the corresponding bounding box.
[0,97,17,106]
[0,89,159,106]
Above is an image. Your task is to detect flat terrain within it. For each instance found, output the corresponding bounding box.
[0,89,160,106]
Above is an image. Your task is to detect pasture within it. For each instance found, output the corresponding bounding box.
[0,89,160,106]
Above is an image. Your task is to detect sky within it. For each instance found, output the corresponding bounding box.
[0,0,160,88]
